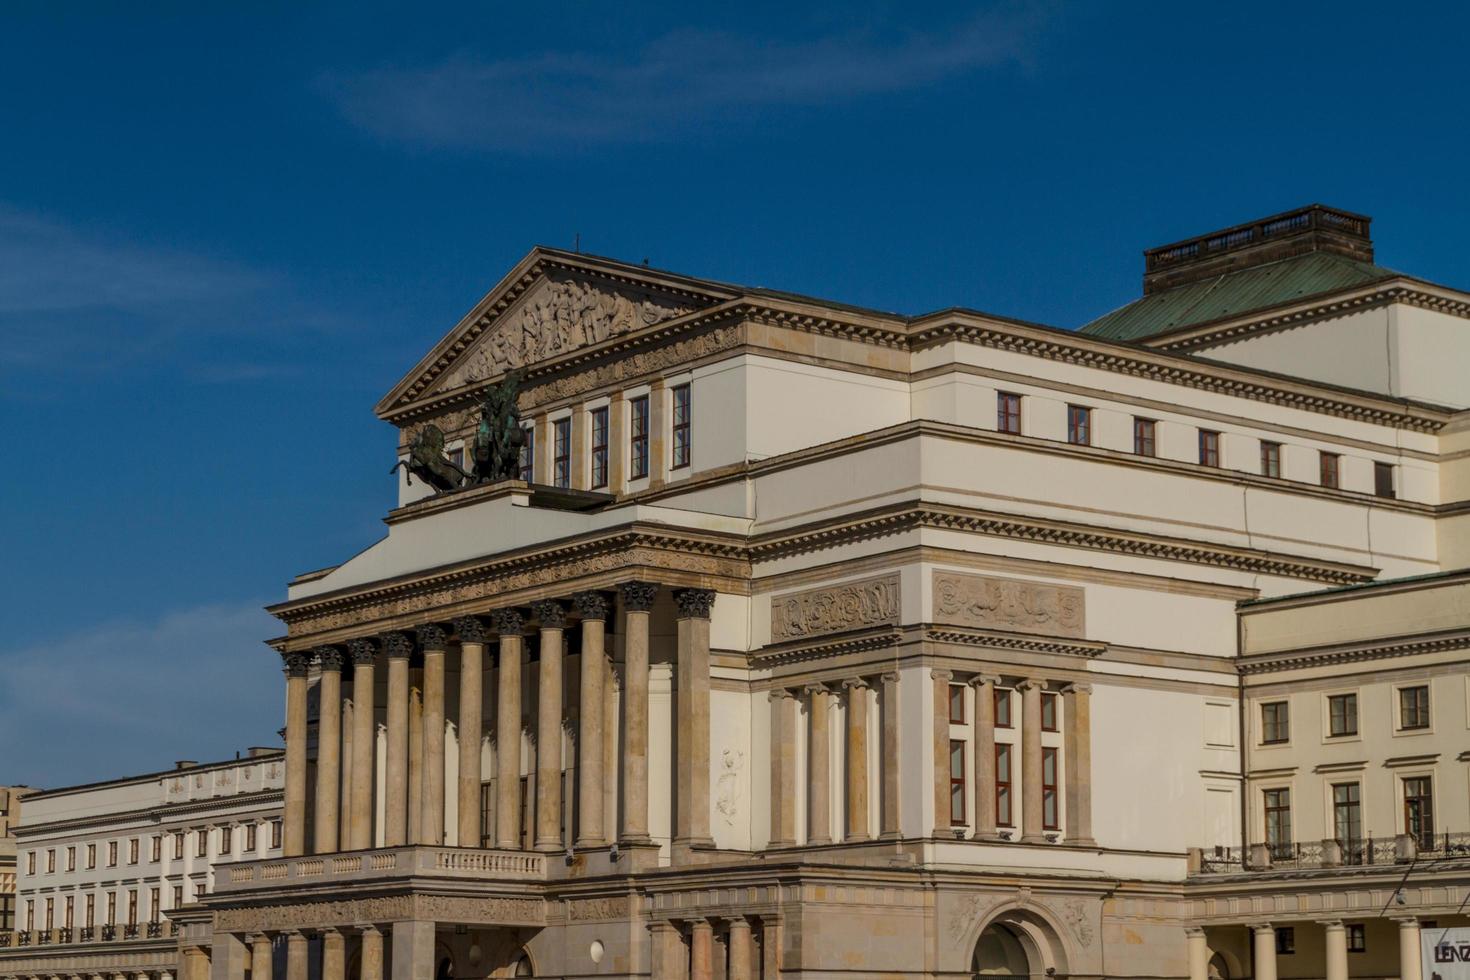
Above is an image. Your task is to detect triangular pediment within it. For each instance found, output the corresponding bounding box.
[377,248,734,420]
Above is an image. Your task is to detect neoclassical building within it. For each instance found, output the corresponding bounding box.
[14,204,1468,980]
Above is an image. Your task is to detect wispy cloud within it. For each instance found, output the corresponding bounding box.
[0,602,284,787]
[320,8,1046,152]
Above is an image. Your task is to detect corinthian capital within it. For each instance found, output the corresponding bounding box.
[620,580,659,612]
[673,588,716,620]
[490,608,525,636]
[572,591,611,622]
[454,615,491,644]
[532,599,567,630]
[377,632,412,661]
[415,623,450,652]
[280,651,311,677]
[313,646,345,672]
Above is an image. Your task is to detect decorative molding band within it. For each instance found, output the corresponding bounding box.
[751,626,905,668]
[749,503,1376,586]
[1237,629,1470,675]
[925,627,1107,659]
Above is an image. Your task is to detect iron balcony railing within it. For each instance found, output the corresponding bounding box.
[1192,832,1470,875]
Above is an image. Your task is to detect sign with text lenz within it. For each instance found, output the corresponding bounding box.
[1426,929,1470,980]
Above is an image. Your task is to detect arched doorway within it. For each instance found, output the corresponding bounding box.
[973,923,1032,980]
[1208,952,1231,980]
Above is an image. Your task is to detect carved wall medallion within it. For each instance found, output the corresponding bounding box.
[770,575,900,643]
[932,571,1084,639]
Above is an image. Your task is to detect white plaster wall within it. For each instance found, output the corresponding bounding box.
[708,686,752,851]
[741,355,909,461]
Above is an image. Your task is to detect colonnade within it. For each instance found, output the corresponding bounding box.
[1187,918,1424,980]
[648,915,781,980]
[277,582,716,858]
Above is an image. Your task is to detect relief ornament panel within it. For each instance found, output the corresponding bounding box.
[769,575,901,642]
[932,571,1084,639]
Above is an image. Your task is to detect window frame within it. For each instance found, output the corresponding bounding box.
[947,684,966,725]
[195,830,207,858]
[1041,746,1060,832]
[671,383,692,470]
[107,841,118,867]
[128,838,139,865]
[65,846,75,872]
[270,819,283,849]
[1133,417,1156,457]
[629,395,650,479]
[518,423,535,483]
[589,406,609,490]
[1040,691,1058,732]
[1275,926,1296,955]
[46,848,55,873]
[1346,923,1366,953]
[244,823,257,853]
[1332,781,1362,847]
[996,392,1022,435]
[1066,404,1092,446]
[994,688,1013,728]
[1263,786,1292,857]
[86,843,96,869]
[1260,440,1282,478]
[1398,685,1430,731]
[1260,700,1290,744]
[172,832,184,860]
[551,417,571,489]
[1374,461,1396,499]
[218,826,231,855]
[1403,775,1435,846]
[1327,693,1358,738]
[1198,429,1221,467]
[948,739,967,826]
[995,743,1014,828]
[1320,451,1340,489]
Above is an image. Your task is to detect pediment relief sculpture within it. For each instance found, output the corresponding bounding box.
[444,273,696,391]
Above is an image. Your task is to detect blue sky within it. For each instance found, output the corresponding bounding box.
[4,1,1469,786]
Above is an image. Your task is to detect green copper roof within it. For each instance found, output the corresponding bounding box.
[1080,251,1399,342]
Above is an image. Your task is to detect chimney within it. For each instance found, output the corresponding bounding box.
[174,760,197,770]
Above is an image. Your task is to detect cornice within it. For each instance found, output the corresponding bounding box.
[14,791,284,839]
[751,626,908,669]
[925,626,1107,659]
[1238,628,1470,675]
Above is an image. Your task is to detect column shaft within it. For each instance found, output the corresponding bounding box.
[494,613,525,849]
[649,922,680,980]
[602,652,618,845]
[1063,682,1094,844]
[769,691,797,846]
[574,594,609,847]
[348,640,378,851]
[806,685,832,845]
[321,928,345,980]
[359,926,384,980]
[761,919,782,980]
[843,680,870,842]
[1323,921,1347,980]
[250,934,273,980]
[407,672,424,845]
[931,669,953,836]
[285,931,308,980]
[1252,926,1277,980]
[534,601,566,851]
[454,621,487,848]
[728,918,753,980]
[312,650,344,854]
[391,921,435,980]
[971,675,999,838]
[620,584,656,842]
[1399,919,1422,980]
[339,697,354,849]
[880,673,900,839]
[208,932,246,980]
[690,919,714,980]
[1019,678,1045,843]
[1186,928,1208,980]
[675,589,715,847]
[281,654,310,857]
[384,637,411,847]
[418,628,448,845]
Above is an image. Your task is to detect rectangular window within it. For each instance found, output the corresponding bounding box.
[1346,924,1366,953]
[87,843,95,869]
[1320,451,1340,489]
[107,841,118,867]
[270,820,282,849]
[1041,747,1059,831]
[44,897,52,930]
[64,895,73,929]
[1067,405,1091,446]
[1404,776,1434,846]
[150,835,161,862]
[1264,788,1292,858]
[1041,692,1058,732]
[1260,441,1281,478]
[245,824,257,852]
[66,846,75,871]
[149,887,159,923]
[128,838,139,864]
[629,395,650,479]
[127,890,137,927]
[480,780,495,847]
[1198,429,1220,467]
[671,383,691,469]
[106,892,116,926]
[27,851,35,875]
[997,392,1022,435]
[1374,461,1396,499]
[590,406,609,489]
[995,744,1013,827]
[46,848,55,873]
[518,424,535,482]
[172,885,183,909]
[552,417,571,488]
[1133,417,1157,457]
[1328,693,1358,737]
[1261,701,1289,744]
[218,827,231,855]
[949,740,967,826]
[1275,926,1296,955]
[25,899,33,931]
[994,688,1012,728]
[1399,685,1430,730]
[1333,782,1362,849]
[172,833,183,860]
[196,831,207,858]
[85,893,94,927]
[948,684,966,724]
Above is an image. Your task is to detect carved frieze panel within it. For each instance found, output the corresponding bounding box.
[932,571,1084,638]
[769,574,900,642]
[213,893,544,931]
[567,896,632,920]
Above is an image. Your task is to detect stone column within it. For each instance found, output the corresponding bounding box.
[209,932,246,980]
[1186,928,1207,980]
[533,599,567,851]
[184,947,210,980]
[649,922,681,980]
[930,668,953,836]
[285,930,308,980]
[1252,925,1277,980]
[1322,921,1347,980]
[358,925,384,980]
[249,933,273,980]
[674,588,716,848]
[454,616,489,848]
[392,920,435,980]
[493,610,525,848]
[690,919,714,980]
[768,689,798,846]
[727,917,753,980]
[761,916,782,980]
[1398,919,1422,980]
[805,683,832,846]
[1018,678,1046,843]
[339,696,354,849]
[880,672,901,839]
[620,582,656,843]
[382,632,413,847]
[407,664,424,845]
[602,654,618,845]
[417,625,449,845]
[312,647,344,854]
[1062,682,1094,845]
[573,592,610,847]
[347,638,381,851]
[842,678,870,842]
[321,928,345,980]
[280,652,310,857]
[970,674,1000,839]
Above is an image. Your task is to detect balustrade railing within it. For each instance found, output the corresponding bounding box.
[219,844,546,891]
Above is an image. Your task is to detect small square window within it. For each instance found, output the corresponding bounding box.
[1374,461,1395,499]
[1399,686,1430,730]
[1133,418,1156,457]
[1067,405,1091,446]
[1275,926,1296,955]
[947,684,966,724]
[1261,701,1289,744]
[1260,441,1281,478]
[997,392,1022,435]
[1198,430,1221,467]
[1328,693,1358,737]
[1320,451,1340,489]
[1346,924,1366,953]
